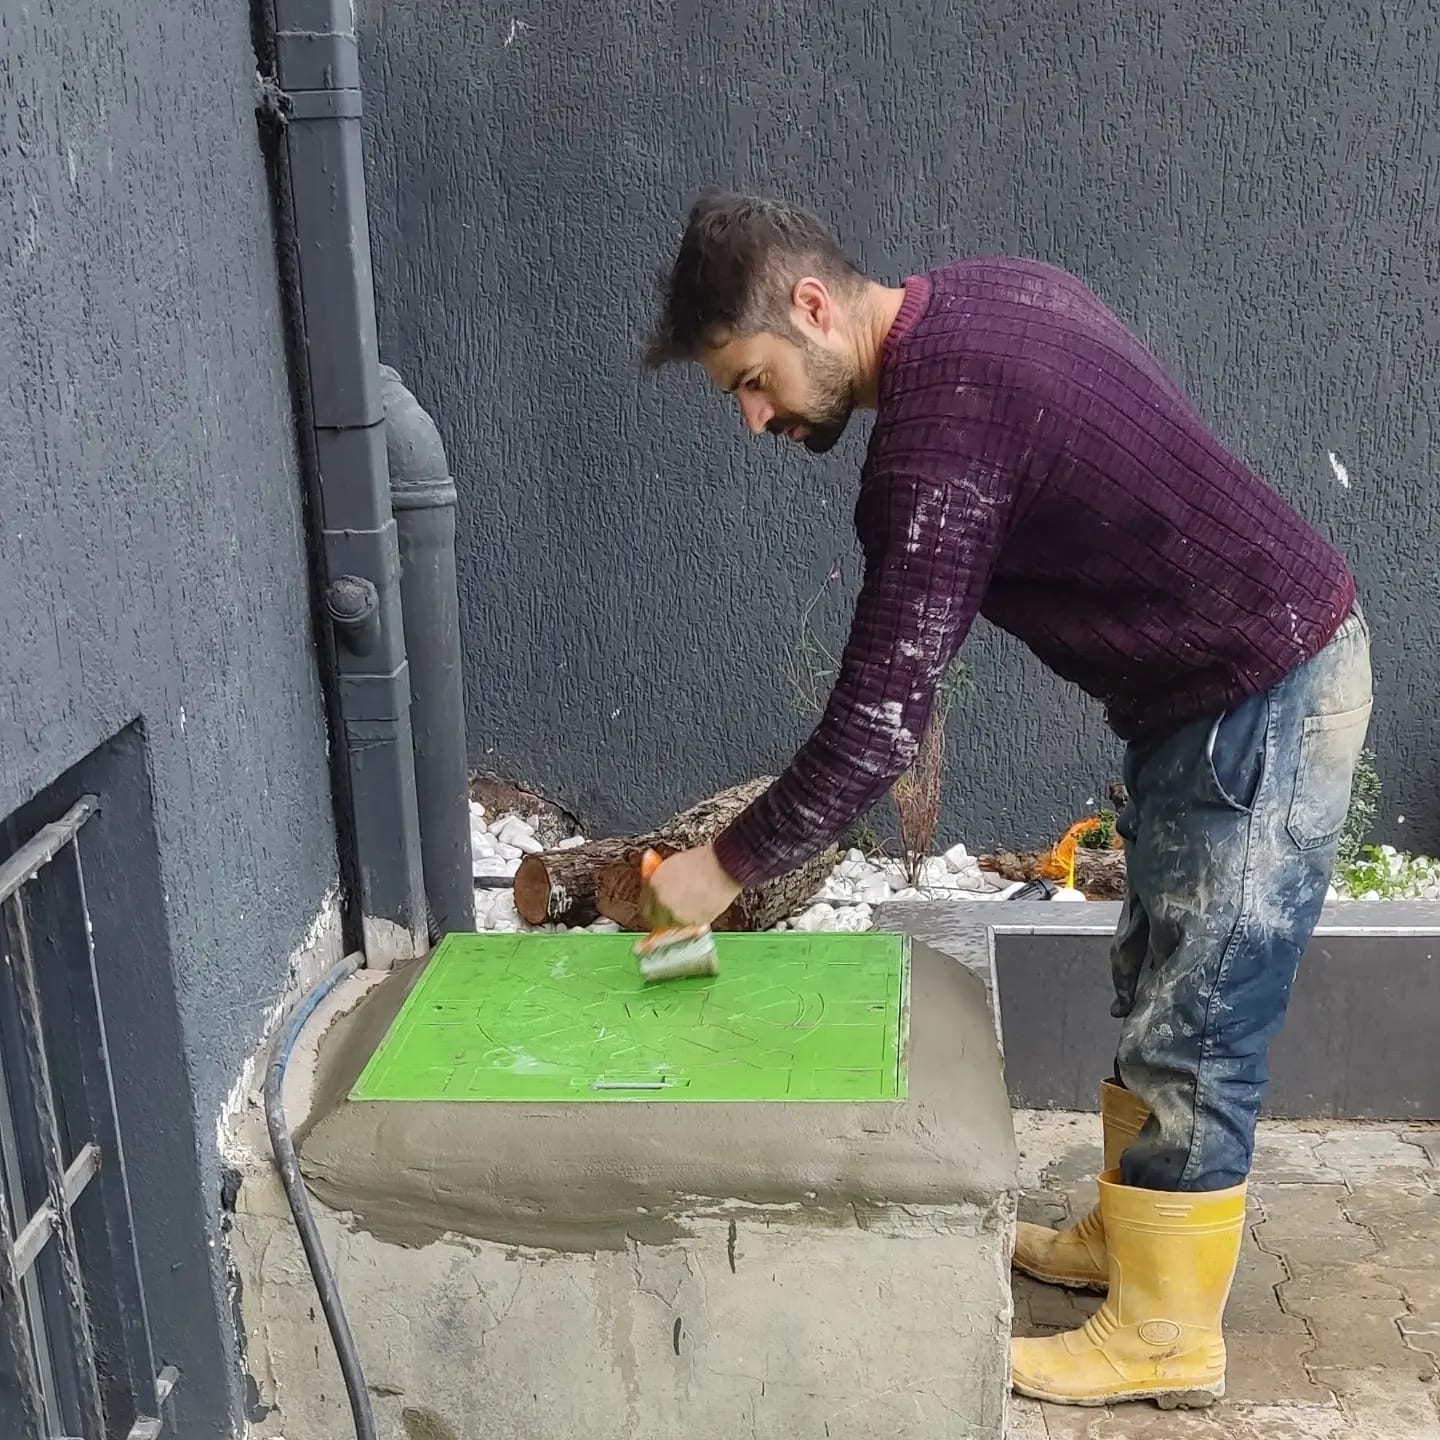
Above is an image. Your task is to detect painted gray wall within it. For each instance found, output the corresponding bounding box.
[359,1,1439,851]
[1,2,337,1430]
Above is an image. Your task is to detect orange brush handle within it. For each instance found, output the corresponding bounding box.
[637,848,669,934]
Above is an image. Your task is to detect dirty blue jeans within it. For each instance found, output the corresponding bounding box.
[1112,608,1372,1191]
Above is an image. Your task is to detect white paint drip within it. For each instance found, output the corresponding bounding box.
[855,700,905,733]
[215,884,342,1154]
[1328,451,1351,489]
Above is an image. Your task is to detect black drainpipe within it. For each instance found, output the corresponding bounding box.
[380,369,476,937]
[257,0,428,966]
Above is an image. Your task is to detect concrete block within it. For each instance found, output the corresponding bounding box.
[237,941,1019,1438]
[1251,1183,1354,1241]
[1224,1247,1308,1335]
[1006,1396,1049,1439]
[1401,1127,1440,1166]
[1313,1128,1432,1174]
[1306,1369,1440,1431]
[1221,1333,1337,1405]
[880,901,1440,1121]
[1249,1129,1342,1184]
[1278,1264,1407,1320]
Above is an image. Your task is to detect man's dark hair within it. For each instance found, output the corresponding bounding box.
[644,192,865,368]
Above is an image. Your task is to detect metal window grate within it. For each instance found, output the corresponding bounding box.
[0,798,177,1439]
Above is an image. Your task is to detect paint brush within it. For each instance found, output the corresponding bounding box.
[633,849,720,983]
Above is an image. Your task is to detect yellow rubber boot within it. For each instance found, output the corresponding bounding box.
[1012,1080,1150,1291]
[1011,1170,1247,1408]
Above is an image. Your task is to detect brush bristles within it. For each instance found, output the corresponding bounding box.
[640,953,720,982]
[636,931,719,983]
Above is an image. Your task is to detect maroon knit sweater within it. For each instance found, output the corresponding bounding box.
[714,258,1355,888]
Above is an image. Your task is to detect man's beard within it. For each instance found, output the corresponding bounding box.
[768,345,855,454]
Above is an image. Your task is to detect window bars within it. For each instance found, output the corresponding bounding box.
[0,797,176,1439]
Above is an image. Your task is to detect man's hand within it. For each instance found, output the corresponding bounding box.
[644,844,742,929]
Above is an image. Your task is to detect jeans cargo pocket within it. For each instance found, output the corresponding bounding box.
[1287,701,1372,850]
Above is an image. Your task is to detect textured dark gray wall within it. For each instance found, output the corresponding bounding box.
[359,1,1440,851]
[1,2,337,1430]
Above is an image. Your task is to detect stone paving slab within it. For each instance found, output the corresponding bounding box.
[1223,1333,1334,1404]
[1009,1114,1440,1438]
[1222,1246,1308,1335]
[1251,1130,1346,1184]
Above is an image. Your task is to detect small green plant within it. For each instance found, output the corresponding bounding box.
[1337,747,1380,869]
[1079,809,1117,850]
[842,817,889,859]
[1334,844,1440,901]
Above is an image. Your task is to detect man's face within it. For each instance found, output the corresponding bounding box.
[700,328,856,455]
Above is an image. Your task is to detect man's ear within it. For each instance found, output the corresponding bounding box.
[790,276,834,337]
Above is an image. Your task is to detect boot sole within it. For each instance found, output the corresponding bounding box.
[1010,1257,1109,1294]
[1011,1377,1224,1409]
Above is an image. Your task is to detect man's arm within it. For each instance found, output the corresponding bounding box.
[710,460,1012,890]
[644,461,1014,923]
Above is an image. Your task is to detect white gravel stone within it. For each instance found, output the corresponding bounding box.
[919,857,961,891]
[494,816,538,849]
[942,843,972,872]
[485,893,522,931]
[1051,887,1087,902]
[831,904,872,932]
[557,835,587,850]
[791,903,835,932]
[587,918,621,933]
[950,869,997,893]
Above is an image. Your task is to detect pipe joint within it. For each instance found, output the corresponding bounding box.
[326,574,381,655]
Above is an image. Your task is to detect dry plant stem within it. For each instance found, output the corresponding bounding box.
[892,701,950,888]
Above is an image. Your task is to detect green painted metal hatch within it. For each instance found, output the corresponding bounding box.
[351,931,909,1103]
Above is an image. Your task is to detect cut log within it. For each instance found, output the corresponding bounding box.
[512,778,777,928]
[979,846,1128,901]
[513,836,642,927]
[596,844,837,934]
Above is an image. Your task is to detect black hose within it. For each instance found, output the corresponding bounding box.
[263,953,376,1440]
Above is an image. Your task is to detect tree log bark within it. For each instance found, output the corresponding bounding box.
[513,778,778,928]
[979,846,1129,900]
[513,836,643,927]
